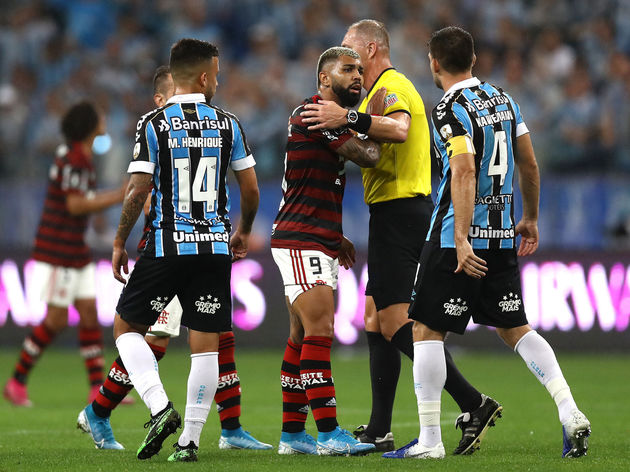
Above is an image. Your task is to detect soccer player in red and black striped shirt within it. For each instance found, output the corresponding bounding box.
[3,101,125,407]
[272,47,381,456]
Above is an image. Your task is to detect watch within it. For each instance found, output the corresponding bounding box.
[346,109,358,125]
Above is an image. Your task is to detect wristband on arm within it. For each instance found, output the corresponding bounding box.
[346,109,372,134]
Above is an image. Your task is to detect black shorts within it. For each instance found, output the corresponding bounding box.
[408,242,528,334]
[365,195,433,311]
[116,253,232,333]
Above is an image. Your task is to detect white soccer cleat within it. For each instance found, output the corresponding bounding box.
[382,438,445,459]
[562,410,590,458]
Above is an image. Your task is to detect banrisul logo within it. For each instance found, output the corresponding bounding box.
[195,294,221,314]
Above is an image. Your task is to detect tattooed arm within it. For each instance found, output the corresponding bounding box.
[112,173,153,283]
[336,136,381,168]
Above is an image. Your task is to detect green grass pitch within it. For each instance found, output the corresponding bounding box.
[1,348,628,471]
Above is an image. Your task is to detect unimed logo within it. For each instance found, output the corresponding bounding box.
[1,258,629,343]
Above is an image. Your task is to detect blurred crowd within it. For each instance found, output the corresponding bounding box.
[1,0,630,186]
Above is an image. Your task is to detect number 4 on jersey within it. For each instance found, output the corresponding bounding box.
[488,130,508,186]
[173,156,218,213]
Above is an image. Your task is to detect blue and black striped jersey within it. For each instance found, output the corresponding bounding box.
[427,77,529,250]
[129,93,255,257]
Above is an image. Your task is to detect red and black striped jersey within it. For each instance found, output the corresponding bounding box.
[271,95,353,258]
[32,143,95,267]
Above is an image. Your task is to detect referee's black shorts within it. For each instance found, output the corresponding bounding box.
[116,253,232,333]
[365,195,433,311]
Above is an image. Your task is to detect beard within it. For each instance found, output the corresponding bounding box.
[432,72,443,90]
[204,85,216,103]
[332,81,361,108]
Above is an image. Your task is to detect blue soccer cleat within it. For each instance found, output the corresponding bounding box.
[77,404,124,450]
[382,438,445,459]
[219,427,273,450]
[316,426,376,456]
[278,430,318,455]
[562,410,591,458]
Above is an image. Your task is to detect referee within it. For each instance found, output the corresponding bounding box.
[301,19,498,455]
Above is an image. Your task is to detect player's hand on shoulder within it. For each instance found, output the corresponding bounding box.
[301,100,347,130]
[515,218,539,257]
[338,236,356,269]
[454,240,487,279]
[366,87,387,116]
[230,229,249,261]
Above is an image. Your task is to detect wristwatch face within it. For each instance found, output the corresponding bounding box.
[347,109,358,124]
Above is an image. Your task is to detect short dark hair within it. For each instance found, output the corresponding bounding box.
[153,65,171,94]
[169,38,219,81]
[316,46,360,87]
[61,101,100,143]
[428,26,475,74]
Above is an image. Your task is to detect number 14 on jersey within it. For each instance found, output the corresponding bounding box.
[173,156,218,213]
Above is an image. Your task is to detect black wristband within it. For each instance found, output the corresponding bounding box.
[348,112,372,134]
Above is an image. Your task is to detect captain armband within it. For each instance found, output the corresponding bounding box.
[446,135,475,158]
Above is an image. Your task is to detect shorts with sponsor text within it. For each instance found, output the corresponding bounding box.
[271,248,338,305]
[365,195,433,311]
[408,242,528,334]
[116,253,231,333]
[32,261,96,307]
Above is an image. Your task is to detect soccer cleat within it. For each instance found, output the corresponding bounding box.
[137,402,181,460]
[562,410,590,458]
[219,427,273,450]
[316,427,376,456]
[382,438,445,459]
[77,404,124,450]
[352,424,395,452]
[453,394,503,455]
[168,441,198,462]
[278,430,318,455]
[3,378,33,407]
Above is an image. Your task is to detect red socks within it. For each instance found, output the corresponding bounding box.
[215,332,242,430]
[78,327,104,387]
[13,324,56,384]
[301,336,338,432]
[281,339,308,432]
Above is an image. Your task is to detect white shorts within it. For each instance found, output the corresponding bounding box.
[33,261,96,307]
[146,295,182,338]
[271,248,338,304]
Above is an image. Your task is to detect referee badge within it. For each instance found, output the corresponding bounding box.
[384,93,398,108]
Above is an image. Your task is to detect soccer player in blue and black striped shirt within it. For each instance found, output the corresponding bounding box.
[387,27,591,460]
[110,38,260,462]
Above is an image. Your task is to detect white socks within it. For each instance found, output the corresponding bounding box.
[115,332,168,416]
[413,341,446,447]
[178,352,219,447]
[514,330,578,423]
